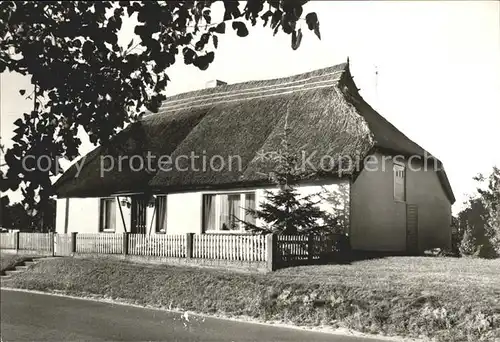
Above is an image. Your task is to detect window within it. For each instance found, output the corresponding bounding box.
[202,192,256,232]
[244,193,256,226]
[203,195,216,232]
[394,163,406,201]
[155,195,168,233]
[100,198,116,232]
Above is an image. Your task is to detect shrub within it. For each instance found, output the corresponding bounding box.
[459,225,479,257]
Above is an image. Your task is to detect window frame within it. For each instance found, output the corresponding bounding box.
[155,195,168,234]
[99,197,116,233]
[202,191,256,234]
[393,162,406,202]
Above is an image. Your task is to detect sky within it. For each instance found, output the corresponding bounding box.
[1,1,499,214]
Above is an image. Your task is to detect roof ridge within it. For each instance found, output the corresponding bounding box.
[161,81,340,113]
[161,69,344,107]
[161,62,347,98]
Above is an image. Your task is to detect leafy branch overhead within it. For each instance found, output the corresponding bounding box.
[0,1,321,209]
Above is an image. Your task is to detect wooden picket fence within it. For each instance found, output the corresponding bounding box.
[19,233,52,251]
[76,233,123,254]
[128,234,186,257]
[0,232,348,271]
[275,233,346,266]
[0,232,16,249]
[193,234,267,262]
[276,234,309,263]
[54,233,72,256]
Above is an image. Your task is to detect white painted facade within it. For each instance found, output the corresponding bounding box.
[56,162,452,254]
[55,181,350,235]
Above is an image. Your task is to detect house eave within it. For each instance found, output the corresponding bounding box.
[56,174,351,199]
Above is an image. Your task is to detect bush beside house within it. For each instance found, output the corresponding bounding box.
[456,167,500,259]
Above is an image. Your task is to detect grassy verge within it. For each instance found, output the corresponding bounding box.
[2,256,499,341]
[0,253,33,274]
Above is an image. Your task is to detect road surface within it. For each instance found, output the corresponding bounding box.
[1,289,389,341]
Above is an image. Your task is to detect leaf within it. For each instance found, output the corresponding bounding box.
[214,22,225,34]
[13,118,23,127]
[193,51,215,71]
[232,21,249,37]
[195,33,210,51]
[19,89,26,96]
[223,1,241,21]
[314,23,321,40]
[183,47,196,65]
[291,29,302,50]
[269,0,280,9]
[271,10,282,29]
[203,9,211,24]
[305,12,318,31]
[261,10,273,27]
[213,35,218,49]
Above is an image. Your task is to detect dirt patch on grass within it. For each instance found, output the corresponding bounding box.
[2,256,499,341]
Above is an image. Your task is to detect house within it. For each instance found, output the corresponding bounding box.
[54,61,455,253]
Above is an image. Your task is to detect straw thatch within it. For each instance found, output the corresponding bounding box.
[55,107,209,197]
[55,62,455,203]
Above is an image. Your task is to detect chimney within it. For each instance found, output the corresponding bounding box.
[205,79,227,88]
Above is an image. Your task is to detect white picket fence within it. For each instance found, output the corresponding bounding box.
[19,233,52,251]
[0,232,346,270]
[0,232,16,249]
[54,233,72,256]
[76,233,123,254]
[193,234,267,262]
[128,234,186,257]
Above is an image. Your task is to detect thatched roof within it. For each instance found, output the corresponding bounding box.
[55,62,455,203]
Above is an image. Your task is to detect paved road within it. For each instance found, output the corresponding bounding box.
[1,289,389,342]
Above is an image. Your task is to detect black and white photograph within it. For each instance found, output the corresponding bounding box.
[0,1,499,341]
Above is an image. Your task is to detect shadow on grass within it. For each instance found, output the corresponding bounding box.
[275,250,410,270]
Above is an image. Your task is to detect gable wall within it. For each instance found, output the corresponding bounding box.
[406,157,452,251]
[350,153,407,251]
[350,152,452,252]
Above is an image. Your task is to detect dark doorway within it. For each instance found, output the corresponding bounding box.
[131,195,148,234]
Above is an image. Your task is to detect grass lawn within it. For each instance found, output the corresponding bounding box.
[2,256,499,341]
[0,253,34,274]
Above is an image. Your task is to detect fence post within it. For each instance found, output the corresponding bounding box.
[186,233,194,259]
[122,232,129,256]
[308,234,314,262]
[49,232,55,256]
[15,231,20,253]
[71,232,78,255]
[266,233,277,272]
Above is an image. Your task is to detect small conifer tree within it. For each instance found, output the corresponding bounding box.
[240,116,339,235]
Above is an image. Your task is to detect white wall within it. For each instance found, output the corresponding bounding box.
[56,196,132,234]
[56,180,350,235]
[166,192,203,234]
[55,197,100,234]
